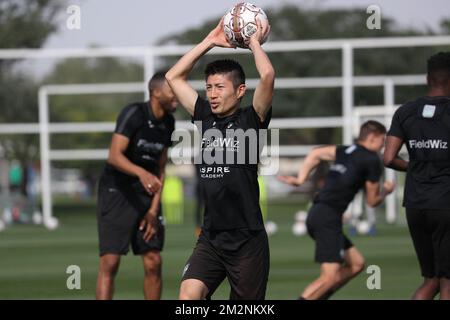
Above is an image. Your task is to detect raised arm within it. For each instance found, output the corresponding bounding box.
[166,18,235,116]
[249,20,275,122]
[277,145,336,186]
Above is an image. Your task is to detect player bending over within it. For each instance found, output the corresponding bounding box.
[278,120,394,300]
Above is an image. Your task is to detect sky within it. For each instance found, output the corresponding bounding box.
[44,0,450,49]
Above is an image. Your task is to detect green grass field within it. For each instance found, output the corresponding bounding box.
[0,197,420,299]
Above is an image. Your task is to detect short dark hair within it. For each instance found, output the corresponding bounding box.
[358,120,386,141]
[204,59,245,88]
[427,52,450,87]
[148,70,168,94]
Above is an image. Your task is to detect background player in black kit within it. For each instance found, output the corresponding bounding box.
[278,121,394,300]
[166,18,274,300]
[96,71,177,300]
[384,52,450,300]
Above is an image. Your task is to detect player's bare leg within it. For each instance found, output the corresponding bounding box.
[317,247,365,299]
[411,277,439,300]
[300,263,341,300]
[439,278,450,300]
[142,250,162,300]
[179,279,209,300]
[96,254,121,300]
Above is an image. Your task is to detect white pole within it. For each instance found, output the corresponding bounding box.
[38,89,57,229]
[384,79,397,224]
[144,48,155,100]
[1,36,450,59]
[342,43,354,145]
[342,43,360,224]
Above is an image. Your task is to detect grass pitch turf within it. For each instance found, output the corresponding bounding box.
[0,198,419,299]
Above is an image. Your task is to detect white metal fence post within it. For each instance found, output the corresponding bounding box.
[144,48,155,100]
[342,43,354,145]
[38,88,56,229]
[384,79,397,223]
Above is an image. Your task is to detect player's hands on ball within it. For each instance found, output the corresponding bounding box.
[140,211,157,242]
[139,171,161,195]
[206,18,236,48]
[247,18,270,49]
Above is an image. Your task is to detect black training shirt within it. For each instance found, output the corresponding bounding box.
[387,96,450,209]
[193,96,271,231]
[101,102,175,193]
[314,144,382,213]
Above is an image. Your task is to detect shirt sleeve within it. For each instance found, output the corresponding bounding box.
[335,145,345,159]
[365,154,383,182]
[192,96,213,122]
[114,104,142,138]
[244,106,272,130]
[387,107,405,139]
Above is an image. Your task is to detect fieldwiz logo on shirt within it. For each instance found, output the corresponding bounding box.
[169,122,280,175]
[408,139,448,149]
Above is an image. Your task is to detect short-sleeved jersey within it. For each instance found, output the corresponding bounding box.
[314,144,382,213]
[101,102,175,192]
[193,96,272,231]
[387,96,450,209]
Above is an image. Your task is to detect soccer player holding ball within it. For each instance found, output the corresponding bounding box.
[166,10,274,299]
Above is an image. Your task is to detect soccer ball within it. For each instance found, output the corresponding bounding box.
[32,211,43,225]
[292,221,307,236]
[265,220,278,236]
[292,211,308,236]
[356,220,371,235]
[44,216,59,230]
[223,2,269,48]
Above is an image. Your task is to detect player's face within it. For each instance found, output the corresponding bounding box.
[158,81,178,113]
[371,133,386,152]
[206,73,245,117]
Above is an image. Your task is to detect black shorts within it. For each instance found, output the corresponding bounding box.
[306,202,354,263]
[97,184,165,256]
[406,208,450,279]
[181,229,270,300]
